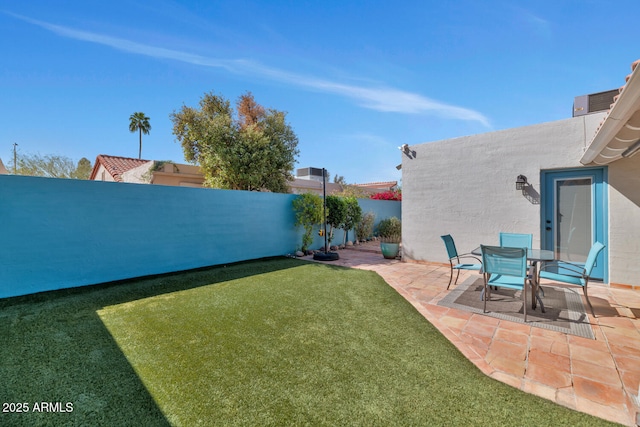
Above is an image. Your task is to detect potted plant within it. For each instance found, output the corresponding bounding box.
[377,216,401,259]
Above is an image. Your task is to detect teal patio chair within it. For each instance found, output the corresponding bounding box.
[499,232,533,249]
[539,241,605,317]
[481,245,530,322]
[441,235,482,290]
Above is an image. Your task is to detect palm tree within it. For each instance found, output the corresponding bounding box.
[129,112,151,159]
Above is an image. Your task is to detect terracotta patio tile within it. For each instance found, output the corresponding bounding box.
[573,376,627,407]
[527,348,571,373]
[555,388,576,410]
[613,353,640,372]
[609,342,640,359]
[487,355,526,378]
[572,359,622,386]
[468,313,500,327]
[619,369,640,398]
[604,330,640,350]
[494,328,529,345]
[531,326,563,340]
[424,304,450,319]
[462,320,496,338]
[549,338,570,357]
[525,363,572,389]
[529,335,553,352]
[444,307,475,321]
[499,320,531,335]
[489,370,522,389]
[568,334,611,352]
[486,339,527,362]
[438,315,468,331]
[522,379,557,402]
[460,331,492,351]
[570,344,617,369]
[574,396,633,426]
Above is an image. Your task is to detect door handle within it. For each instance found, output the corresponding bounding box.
[545,227,551,231]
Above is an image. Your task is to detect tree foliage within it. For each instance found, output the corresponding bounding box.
[292,193,323,252]
[325,195,346,244]
[129,112,151,160]
[342,197,362,245]
[11,153,92,179]
[170,91,299,193]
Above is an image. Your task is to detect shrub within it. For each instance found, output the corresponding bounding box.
[370,190,402,201]
[377,217,401,243]
[356,211,375,242]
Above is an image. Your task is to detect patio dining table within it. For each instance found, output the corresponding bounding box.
[472,247,555,312]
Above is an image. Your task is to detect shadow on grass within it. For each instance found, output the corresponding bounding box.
[0,256,306,426]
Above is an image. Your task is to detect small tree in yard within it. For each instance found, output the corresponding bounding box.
[292,193,323,252]
[325,195,347,245]
[342,197,362,246]
[356,211,376,242]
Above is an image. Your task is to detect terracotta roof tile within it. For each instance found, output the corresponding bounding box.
[89,154,150,181]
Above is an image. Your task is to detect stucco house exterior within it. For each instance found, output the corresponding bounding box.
[402,59,640,288]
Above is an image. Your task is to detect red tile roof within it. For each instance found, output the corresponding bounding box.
[89,154,150,182]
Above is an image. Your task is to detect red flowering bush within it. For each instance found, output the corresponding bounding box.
[370,190,402,201]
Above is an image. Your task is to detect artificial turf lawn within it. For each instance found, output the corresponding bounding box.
[0,258,619,426]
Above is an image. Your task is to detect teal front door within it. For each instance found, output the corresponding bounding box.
[541,168,607,281]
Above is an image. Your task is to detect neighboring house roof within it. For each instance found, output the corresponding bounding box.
[352,181,398,190]
[89,155,151,182]
[0,158,7,174]
[582,59,640,165]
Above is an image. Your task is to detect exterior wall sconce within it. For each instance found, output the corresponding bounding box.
[621,139,640,158]
[516,175,528,190]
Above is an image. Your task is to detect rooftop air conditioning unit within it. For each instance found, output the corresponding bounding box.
[296,167,326,182]
[573,89,618,117]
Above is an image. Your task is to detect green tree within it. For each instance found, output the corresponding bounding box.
[129,112,151,159]
[342,197,363,245]
[170,91,299,192]
[292,193,323,252]
[72,157,93,180]
[12,153,92,179]
[333,174,347,185]
[325,195,346,244]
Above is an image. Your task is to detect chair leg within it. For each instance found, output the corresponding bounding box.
[447,264,461,290]
[446,263,454,290]
[523,282,527,322]
[483,275,489,313]
[583,282,596,317]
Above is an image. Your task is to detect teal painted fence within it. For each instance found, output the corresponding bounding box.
[0,175,400,299]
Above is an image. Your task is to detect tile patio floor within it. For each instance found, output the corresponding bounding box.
[308,242,640,426]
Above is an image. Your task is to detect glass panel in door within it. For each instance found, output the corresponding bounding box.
[555,178,592,263]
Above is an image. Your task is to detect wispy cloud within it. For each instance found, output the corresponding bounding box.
[9,13,490,127]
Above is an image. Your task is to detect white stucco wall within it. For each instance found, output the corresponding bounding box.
[402,112,640,286]
[607,155,640,285]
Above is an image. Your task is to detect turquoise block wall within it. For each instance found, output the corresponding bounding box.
[0,175,400,298]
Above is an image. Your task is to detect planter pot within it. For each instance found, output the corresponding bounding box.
[380,242,400,259]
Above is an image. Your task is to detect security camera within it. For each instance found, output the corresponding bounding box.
[398,143,409,151]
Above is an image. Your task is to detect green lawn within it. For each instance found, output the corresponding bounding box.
[0,258,618,426]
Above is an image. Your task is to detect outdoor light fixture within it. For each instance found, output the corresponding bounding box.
[621,139,640,158]
[516,175,528,190]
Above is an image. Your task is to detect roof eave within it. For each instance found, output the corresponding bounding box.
[581,62,640,165]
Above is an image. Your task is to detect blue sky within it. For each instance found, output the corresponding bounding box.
[1,1,638,184]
